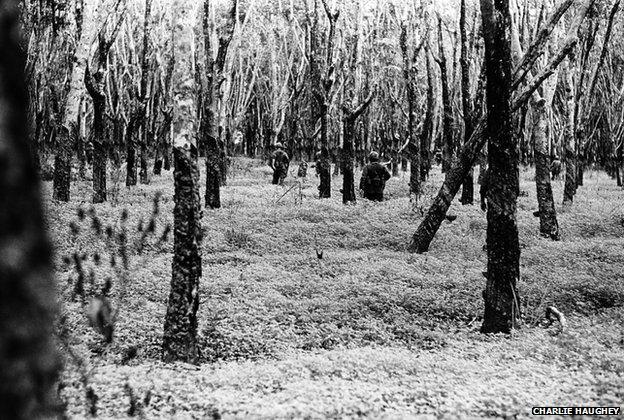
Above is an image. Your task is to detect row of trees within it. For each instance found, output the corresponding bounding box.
[24,0,623,208]
[2,0,623,415]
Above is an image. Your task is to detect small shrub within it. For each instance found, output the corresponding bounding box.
[224,228,253,249]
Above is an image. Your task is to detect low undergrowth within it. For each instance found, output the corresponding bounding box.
[44,159,624,418]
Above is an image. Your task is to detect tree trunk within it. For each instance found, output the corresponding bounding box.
[459,0,474,205]
[533,99,560,240]
[202,0,236,209]
[400,24,421,197]
[438,18,455,174]
[311,0,338,199]
[480,0,521,334]
[52,0,94,201]
[138,0,152,185]
[0,2,61,416]
[342,118,356,204]
[409,121,487,253]
[92,96,107,203]
[420,51,435,181]
[126,119,138,186]
[162,0,202,364]
[563,61,576,206]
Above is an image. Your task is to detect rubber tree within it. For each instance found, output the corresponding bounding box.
[459,0,475,205]
[0,1,61,416]
[479,0,520,334]
[84,3,126,203]
[400,20,428,197]
[310,0,339,198]
[202,0,237,209]
[341,2,374,204]
[436,16,455,174]
[162,0,203,364]
[510,1,559,240]
[52,0,95,201]
[409,0,593,253]
[138,0,153,185]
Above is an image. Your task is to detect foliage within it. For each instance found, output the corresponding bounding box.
[45,158,624,417]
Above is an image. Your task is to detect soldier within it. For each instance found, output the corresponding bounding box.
[550,155,562,180]
[359,151,391,201]
[270,142,290,185]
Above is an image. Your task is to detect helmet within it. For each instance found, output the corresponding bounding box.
[274,142,284,149]
[369,151,380,162]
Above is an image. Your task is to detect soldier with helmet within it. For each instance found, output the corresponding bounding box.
[270,142,290,185]
[359,151,391,201]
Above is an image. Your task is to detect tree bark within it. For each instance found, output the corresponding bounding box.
[480,0,521,334]
[126,117,138,186]
[52,0,95,201]
[420,50,435,181]
[400,24,422,197]
[409,121,487,253]
[139,0,153,185]
[202,0,236,209]
[533,98,560,240]
[342,117,357,204]
[437,18,455,174]
[162,0,203,364]
[0,2,61,416]
[311,0,338,199]
[563,60,576,206]
[459,0,474,205]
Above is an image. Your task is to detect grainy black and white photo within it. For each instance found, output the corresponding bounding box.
[0,0,623,417]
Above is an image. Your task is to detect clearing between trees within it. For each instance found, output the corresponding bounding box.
[49,159,624,418]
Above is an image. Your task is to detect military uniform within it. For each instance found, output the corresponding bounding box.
[359,159,391,201]
[271,147,290,185]
[550,158,562,180]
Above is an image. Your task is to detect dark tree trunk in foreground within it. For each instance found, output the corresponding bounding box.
[162,0,203,364]
[0,2,60,416]
[480,0,520,334]
[533,98,559,240]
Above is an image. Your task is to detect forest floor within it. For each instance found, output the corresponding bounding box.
[45,158,624,419]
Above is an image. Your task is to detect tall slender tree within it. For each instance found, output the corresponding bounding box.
[459,0,475,205]
[84,3,126,203]
[202,0,237,209]
[162,0,203,363]
[436,16,455,174]
[480,0,520,334]
[52,0,95,201]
